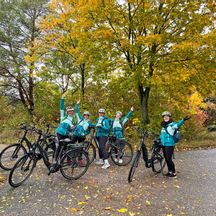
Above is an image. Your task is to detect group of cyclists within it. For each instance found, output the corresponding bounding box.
[55,94,190,176]
[55,96,133,169]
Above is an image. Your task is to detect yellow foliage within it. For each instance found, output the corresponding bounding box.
[117,208,128,213]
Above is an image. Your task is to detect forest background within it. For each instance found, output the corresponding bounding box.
[0,0,215,149]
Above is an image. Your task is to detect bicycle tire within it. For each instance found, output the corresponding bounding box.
[128,151,141,183]
[0,143,27,171]
[85,142,96,164]
[60,149,90,180]
[111,142,133,166]
[8,154,36,187]
[151,152,166,173]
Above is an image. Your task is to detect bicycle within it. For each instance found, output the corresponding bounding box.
[84,126,133,166]
[106,135,133,166]
[128,128,166,183]
[0,124,35,171]
[8,128,90,187]
[0,123,55,171]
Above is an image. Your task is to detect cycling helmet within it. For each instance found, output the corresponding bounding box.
[162,111,171,117]
[116,111,122,116]
[83,111,90,116]
[66,106,74,112]
[98,108,105,114]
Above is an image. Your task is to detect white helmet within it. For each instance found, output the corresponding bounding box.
[116,111,122,116]
[83,111,90,116]
[98,108,105,114]
[162,111,171,117]
[66,106,74,112]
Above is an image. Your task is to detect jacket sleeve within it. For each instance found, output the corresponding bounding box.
[75,103,82,122]
[60,98,65,122]
[100,118,110,132]
[122,110,133,125]
[172,119,185,129]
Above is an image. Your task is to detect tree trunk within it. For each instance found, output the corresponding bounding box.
[138,85,151,126]
[80,63,85,96]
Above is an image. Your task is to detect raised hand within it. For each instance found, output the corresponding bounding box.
[131,106,134,112]
[184,116,191,121]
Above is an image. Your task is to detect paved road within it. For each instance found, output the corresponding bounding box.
[0,146,216,216]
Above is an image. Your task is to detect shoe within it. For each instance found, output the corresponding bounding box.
[165,172,177,177]
[95,159,104,165]
[101,163,110,169]
[168,172,177,178]
[113,158,118,162]
[118,159,123,164]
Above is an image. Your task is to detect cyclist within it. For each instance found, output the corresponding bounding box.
[110,107,134,165]
[160,111,190,177]
[94,108,111,169]
[56,95,76,140]
[70,100,93,143]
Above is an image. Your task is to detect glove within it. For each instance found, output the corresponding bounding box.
[184,116,191,121]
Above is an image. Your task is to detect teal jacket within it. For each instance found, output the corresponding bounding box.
[95,116,110,137]
[73,104,92,138]
[56,98,76,136]
[160,119,185,146]
[111,110,133,138]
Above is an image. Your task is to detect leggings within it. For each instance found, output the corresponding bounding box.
[162,146,175,173]
[96,136,108,160]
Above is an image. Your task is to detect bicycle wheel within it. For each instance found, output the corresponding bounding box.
[128,151,141,183]
[111,142,133,166]
[60,149,90,180]
[0,143,27,171]
[8,154,36,187]
[151,152,166,173]
[85,142,96,164]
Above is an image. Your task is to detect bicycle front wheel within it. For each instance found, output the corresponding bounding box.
[8,154,36,187]
[128,151,141,183]
[60,149,90,180]
[111,142,133,166]
[151,152,166,173]
[0,143,27,171]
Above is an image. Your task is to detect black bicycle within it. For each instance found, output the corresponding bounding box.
[0,123,55,171]
[128,128,166,183]
[106,135,133,166]
[8,128,90,187]
[84,126,133,166]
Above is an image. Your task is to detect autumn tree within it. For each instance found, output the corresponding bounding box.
[63,0,215,125]
[0,0,48,118]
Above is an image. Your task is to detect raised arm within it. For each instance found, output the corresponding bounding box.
[75,101,82,122]
[122,107,134,125]
[60,98,65,122]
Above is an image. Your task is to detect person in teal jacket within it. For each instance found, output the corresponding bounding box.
[94,108,111,168]
[56,96,76,140]
[160,111,190,177]
[111,107,134,138]
[108,107,134,167]
[70,100,93,143]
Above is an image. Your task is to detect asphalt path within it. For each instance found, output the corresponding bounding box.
[0,144,216,216]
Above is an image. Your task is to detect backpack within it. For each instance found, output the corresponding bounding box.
[165,127,181,143]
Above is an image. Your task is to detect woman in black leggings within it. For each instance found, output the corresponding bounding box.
[160,111,190,177]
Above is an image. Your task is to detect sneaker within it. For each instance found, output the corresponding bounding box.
[118,159,123,164]
[113,158,118,162]
[168,172,177,178]
[101,163,110,169]
[165,172,177,178]
[95,159,104,165]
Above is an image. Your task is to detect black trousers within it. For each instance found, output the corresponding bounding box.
[162,146,175,173]
[96,136,108,160]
